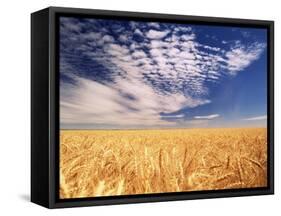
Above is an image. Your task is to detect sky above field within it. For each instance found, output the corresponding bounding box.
[60,16,267,129]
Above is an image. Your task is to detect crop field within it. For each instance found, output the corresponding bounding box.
[59,128,267,199]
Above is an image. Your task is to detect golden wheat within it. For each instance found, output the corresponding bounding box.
[59,128,267,198]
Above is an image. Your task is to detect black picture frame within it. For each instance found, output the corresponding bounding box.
[31,6,274,209]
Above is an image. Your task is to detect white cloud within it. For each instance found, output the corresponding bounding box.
[146,29,170,39]
[134,28,143,36]
[118,35,128,42]
[174,26,192,32]
[107,44,130,56]
[61,73,209,128]
[102,35,115,43]
[163,114,185,118]
[148,22,160,29]
[243,115,267,121]
[132,50,147,59]
[150,40,169,49]
[82,32,103,40]
[194,114,220,120]
[203,45,221,52]
[225,42,266,74]
[150,48,162,57]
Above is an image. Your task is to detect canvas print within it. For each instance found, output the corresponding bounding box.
[59,16,267,199]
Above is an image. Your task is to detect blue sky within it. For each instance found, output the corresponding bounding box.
[59,17,267,129]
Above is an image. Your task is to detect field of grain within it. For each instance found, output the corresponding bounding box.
[59,128,267,198]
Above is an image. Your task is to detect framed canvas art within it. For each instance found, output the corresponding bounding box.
[31,7,274,208]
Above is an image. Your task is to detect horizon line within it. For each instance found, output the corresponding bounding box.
[60,126,267,131]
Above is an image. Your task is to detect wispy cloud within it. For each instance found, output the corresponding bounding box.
[243,115,267,121]
[162,114,185,118]
[225,41,266,74]
[194,114,220,120]
[59,17,266,128]
[61,69,209,127]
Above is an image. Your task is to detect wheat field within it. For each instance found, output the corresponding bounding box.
[59,128,267,198]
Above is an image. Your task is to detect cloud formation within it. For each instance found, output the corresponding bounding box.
[225,42,266,74]
[194,114,220,120]
[60,17,266,128]
[243,115,267,121]
[146,29,170,39]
